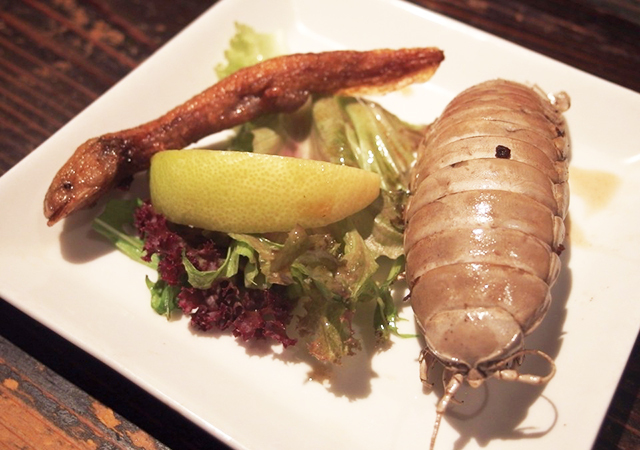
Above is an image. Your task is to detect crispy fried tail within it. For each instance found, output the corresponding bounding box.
[44,47,444,225]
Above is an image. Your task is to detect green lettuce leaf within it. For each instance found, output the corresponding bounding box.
[309,96,425,191]
[215,22,286,80]
[297,288,361,363]
[227,226,380,363]
[228,98,313,154]
[183,242,246,289]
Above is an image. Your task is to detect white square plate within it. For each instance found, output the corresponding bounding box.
[1,0,639,449]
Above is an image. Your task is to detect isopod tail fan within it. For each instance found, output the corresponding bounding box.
[426,349,557,450]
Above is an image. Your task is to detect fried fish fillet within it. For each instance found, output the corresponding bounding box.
[44,47,444,225]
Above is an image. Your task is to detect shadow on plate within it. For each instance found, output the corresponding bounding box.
[182,293,403,401]
[58,173,151,264]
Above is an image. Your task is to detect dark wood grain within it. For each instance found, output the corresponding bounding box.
[1,331,170,450]
[0,0,211,173]
[0,301,229,450]
[409,0,640,93]
[1,1,639,449]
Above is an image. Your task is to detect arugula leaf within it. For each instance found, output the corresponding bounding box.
[145,276,180,317]
[373,256,417,342]
[92,198,155,268]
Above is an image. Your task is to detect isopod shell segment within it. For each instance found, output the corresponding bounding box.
[404,79,569,371]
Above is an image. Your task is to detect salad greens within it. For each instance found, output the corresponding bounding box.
[215,22,286,80]
[93,24,423,363]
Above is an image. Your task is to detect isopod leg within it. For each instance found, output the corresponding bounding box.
[494,349,556,384]
[419,348,438,388]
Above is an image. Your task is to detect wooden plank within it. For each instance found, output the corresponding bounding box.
[408,0,640,93]
[0,335,168,450]
[0,300,230,450]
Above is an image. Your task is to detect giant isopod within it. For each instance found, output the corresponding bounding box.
[403,79,570,448]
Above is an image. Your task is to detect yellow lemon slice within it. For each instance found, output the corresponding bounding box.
[149,149,381,233]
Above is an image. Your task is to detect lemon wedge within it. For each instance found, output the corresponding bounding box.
[149,149,381,233]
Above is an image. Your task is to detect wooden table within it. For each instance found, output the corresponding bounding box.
[1,1,638,448]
